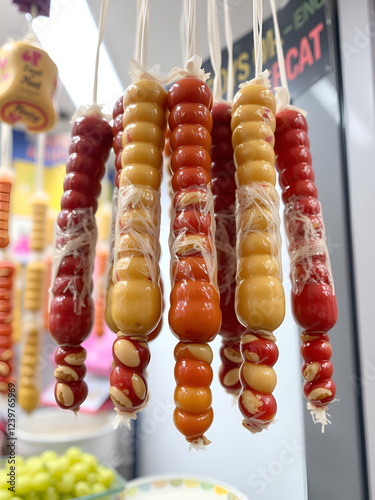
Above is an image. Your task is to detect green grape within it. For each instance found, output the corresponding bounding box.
[14,475,32,495]
[87,472,98,485]
[0,471,7,489]
[42,486,59,500]
[40,451,58,465]
[92,482,106,493]
[69,461,89,481]
[74,482,92,497]
[56,472,75,494]
[48,456,69,480]
[97,466,115,488]
[24,492,40,500]
[0,490,13,500]
[81,453,98,472]
[64,447,82,465]
[32,471,51,492]
[44,459,62,479]
[11,497,23,500]
[24,457,44,474]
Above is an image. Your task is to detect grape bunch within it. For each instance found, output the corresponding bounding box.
[0,447,117,499]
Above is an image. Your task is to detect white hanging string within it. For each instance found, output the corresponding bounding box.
[223,0,234,102]
[269,0,288,92]
[164,0,207,83]
[269,0,306,113]
[208,0,222,102]
[180,0,188,65]
[253,0,263,77]
[1,124,13,172]
[130,0,162,82]
[135,0,142,62]
[35,133,46,194]
[25,5,38,41]
[134,0,149,67]
[239,0,269,89]
[186,0,197,62]
[92,0,110,106]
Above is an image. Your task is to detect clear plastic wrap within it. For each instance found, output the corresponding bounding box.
[170,184,217,292]
[285,198,335,295]
[113,181,161,286]
[49,208,96,316]
[104,186,118,333]
[236,182,282,280]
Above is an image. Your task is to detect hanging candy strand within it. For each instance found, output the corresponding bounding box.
[109,0,165,429]
[0,259,16,395]
[270,0,337,432]
[0,125,14,249]
[166,0,221,449]
[18,133,49,412]
[0,125,15,396]
[230,0,285,433]
[208,0,244,395]
[48,0,113,412]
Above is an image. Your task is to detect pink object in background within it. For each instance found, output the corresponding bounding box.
[82,322,113,378]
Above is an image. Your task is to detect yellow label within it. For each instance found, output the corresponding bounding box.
[0,39,58,132]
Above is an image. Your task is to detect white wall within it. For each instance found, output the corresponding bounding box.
[337,0,375,497]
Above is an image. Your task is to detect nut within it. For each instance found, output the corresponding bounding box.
[241,362,277,393]
[64,351,86,366]
[187,344,213,364]
[223,347,242,364]
[114,338,140,368]
[223,368,240,388]
[308,387,332,401]
[131,374,146,400]
[56,383,74,407]
[54,365,78,382]
[241,389,263,415]
[109,386,133,409]
[303,362,319,382]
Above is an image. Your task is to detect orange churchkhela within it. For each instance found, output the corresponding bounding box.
[168,75,221,447]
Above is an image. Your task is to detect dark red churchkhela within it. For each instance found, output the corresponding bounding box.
[210,102,245,394]
[49,111,112,412]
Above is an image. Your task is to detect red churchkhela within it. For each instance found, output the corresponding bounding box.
[274,108,337,426]
[49,112,112,412]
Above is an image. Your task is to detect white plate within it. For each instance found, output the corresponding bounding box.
[122,475,248,500]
